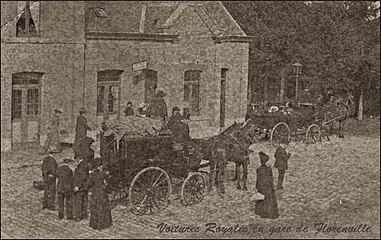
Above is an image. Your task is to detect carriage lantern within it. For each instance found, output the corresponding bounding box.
[292,60,303,101]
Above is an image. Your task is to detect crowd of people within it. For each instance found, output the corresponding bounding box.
[41,154,112,230]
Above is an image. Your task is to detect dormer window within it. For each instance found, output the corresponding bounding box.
[16,1,37,37]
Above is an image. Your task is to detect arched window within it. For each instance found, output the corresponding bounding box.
[97,70,123,116]
[184,70,201,115]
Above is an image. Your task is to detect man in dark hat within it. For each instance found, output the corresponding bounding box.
[74,108,91,160]
[73,156,89,221]
[254,151,279,219]
[124,101,134,116]
[167,107,190,142]
[274,140,291,190]
[56,158,74,220]
[42,108,63,154]
[41,154,58,210]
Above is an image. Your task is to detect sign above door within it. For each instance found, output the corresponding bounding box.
[132,60,148,71]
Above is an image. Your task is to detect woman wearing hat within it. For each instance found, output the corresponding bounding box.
[254,151,279,219]
[87,159,112,230]
[74,108,91,160]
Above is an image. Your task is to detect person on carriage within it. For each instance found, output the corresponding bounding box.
[167,107,190,143]
[146,89,168,127]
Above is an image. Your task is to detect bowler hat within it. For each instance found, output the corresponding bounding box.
[79,108,87,114]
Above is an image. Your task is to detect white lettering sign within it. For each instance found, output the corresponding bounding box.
[132,61,148,71]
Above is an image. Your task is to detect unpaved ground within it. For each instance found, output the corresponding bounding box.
[1,119,380,239]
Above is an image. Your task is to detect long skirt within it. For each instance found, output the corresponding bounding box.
[89,190,112,230]
[254,191,279,219]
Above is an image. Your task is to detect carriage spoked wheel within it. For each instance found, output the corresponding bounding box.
[129,167,172,215]
[270,122,290,147]
[305,124,321,144]
[180,172,206,206]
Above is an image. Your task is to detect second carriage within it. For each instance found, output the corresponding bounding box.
[246,103,323,146]
[100,119,209,215]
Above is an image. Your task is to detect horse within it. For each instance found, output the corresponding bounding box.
[317,92,355,140]
[191,122,254,193]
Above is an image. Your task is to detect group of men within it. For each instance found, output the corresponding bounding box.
[41,154,89,221]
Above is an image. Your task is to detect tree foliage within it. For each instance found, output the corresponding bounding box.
[223,1,380,113]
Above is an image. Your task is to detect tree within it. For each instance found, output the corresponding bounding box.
[223,1,380,116]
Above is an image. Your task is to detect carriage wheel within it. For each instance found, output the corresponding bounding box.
[181,172,206,206]
[270,122,290,147]
[129,167,171,215]
[305,124,321,143]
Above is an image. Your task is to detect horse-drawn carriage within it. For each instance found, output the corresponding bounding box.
[245,97,353,146]
[100,117,209,215]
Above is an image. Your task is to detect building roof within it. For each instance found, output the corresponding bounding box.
[85,1,247,36]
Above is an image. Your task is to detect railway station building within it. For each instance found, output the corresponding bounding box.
[1,1,251,152]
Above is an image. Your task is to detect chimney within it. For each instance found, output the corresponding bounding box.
[139,5,147,33]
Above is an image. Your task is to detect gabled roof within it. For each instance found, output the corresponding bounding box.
[85,1,247,36]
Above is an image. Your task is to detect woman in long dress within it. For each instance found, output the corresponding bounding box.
[254,151,279,219]
[87,160,112,230]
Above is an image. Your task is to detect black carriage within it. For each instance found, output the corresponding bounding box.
[248,103,323,146]
[100,131,208,215]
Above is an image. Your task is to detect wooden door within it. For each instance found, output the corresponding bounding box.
[11,74,42,149]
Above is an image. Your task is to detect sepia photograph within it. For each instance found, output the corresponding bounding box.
[1,1,380,239]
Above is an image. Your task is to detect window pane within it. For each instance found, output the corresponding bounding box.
[108,85,119,113]
[12,90,22,120]
[191,83,200,114]
[97,86,105,114]
[184,71,191,81]
[27,89,39,117]
[184,84,190,101]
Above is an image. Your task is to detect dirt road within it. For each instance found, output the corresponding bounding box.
[1,133,380,239]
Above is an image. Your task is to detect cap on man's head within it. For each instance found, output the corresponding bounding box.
[54,108,63,113]
[127,101,132,105]
[79,108,86,114]
[259,151,269,163]
[62,158,73,164]
[172,107,180,113]
[281,139,290,145]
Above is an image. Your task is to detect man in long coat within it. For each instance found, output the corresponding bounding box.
[42,108,63,154]
[167,107,190,143]
[74,108,91,160]
[41,154,58,210]
[56,158,74,220]
[274,140,291,190]
[73,157,89,221]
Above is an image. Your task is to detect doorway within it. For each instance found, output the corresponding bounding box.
[144,69,158,103]
[11,72,43,149]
